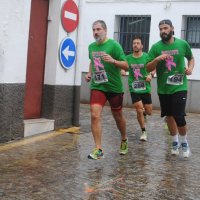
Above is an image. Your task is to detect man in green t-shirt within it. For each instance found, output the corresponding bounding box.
[126,37,155,142]
[147,19,195,158]
[85,20,129,160]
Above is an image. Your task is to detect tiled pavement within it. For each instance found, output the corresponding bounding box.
[0,104,199,200]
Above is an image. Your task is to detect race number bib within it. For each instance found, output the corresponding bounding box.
[132,80,146,91]
[167,74,184,85]
[93,70,108,83]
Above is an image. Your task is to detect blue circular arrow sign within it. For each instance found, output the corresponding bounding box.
[59,37,76,69]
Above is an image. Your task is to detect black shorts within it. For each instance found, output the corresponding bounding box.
[130,92,152,104]
[158,91,187,117]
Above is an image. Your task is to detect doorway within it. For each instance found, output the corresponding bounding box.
[24,0,49,119]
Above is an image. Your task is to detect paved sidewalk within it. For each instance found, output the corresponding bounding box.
[0,104,200,200]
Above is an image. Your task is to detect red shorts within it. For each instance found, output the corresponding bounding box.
[90,90,124,111]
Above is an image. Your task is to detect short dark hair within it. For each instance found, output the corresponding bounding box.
[92,20,107,30]
[159,19,173,27]
[133,36,143,44]
[159,19,174,35]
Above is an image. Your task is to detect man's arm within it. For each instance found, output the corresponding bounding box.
[112,59,128,70]
[145,69,156,82]
[146,59,158,72]
[85,62,92,82]
[146,54,172,72]
[102,53,128,70]
[120,69,127,76]
[185,56,195,75]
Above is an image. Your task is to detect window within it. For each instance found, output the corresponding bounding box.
[181,16,200,48]
[114,16,151,55]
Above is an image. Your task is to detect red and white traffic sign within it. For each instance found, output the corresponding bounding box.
[61,0,79,33]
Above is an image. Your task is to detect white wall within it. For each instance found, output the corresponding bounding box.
[0,0,82,86]
[0,0,31,83]
[78,0,200,80]
[44,0,81,86]
[1,0,198,85]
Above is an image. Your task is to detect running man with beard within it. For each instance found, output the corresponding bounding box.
[85,20,129,159]
[126,36,155,141]
[146,19,195,158]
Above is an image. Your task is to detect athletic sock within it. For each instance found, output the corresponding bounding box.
[179,135,188,144]
[172,134,179,143]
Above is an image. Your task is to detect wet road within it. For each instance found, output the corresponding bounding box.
[0,104,200,200]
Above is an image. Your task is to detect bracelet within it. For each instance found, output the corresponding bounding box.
[113,59,116,64]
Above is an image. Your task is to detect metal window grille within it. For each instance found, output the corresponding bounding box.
[114,16,151,55]
[181,16,200,48]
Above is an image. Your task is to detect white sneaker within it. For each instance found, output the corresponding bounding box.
[140,131,147,141]
[171,141,179,155]
[181,143,191,158]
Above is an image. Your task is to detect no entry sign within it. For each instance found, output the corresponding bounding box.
[61,0,79,33]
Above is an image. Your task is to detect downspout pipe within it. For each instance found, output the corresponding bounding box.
[72,0,81,126]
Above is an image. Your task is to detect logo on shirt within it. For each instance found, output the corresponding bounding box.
[94,57,104,72]
[131,64,144,80]
[166,56,176,71]
[134,69,143,80]
[161,50,178,71]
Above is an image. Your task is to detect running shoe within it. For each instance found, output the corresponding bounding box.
[171,141,179,155]
[181,143,191,158]
[119,139,128,155]
[140,131,147,141]
[88,148,104,160]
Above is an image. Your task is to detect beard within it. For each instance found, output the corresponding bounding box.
[133,48,139,53]
[94,33,106,43]
[160,31,173,42]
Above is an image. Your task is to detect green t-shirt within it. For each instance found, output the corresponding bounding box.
[88,39,127,93]
[126,52,151,94]
[147,38,193,94]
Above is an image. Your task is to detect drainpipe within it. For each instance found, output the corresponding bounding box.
[72,0,81,126]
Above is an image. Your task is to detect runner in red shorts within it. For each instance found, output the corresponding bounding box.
[85,20,128,160]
